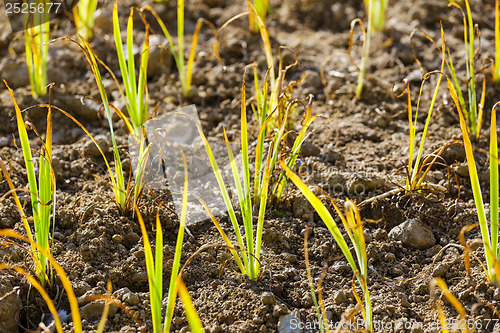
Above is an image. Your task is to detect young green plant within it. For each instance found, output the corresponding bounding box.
[364,0,387,31]
[405,30,445,192]
[135,152,204,333]
[24,0,50,97]
[196,79,270,280]
[447,0,484,139]
[142,2,215,97]
[113,1,150,204]
[281,162,373,332]
[4,81,55,287]
[349,0,372,99]
[248,0,269,33]
[77,37,129,213]
[495,0,500,84]
[0,229,82,333]
[73,0,98,40]
[451,85,499,284]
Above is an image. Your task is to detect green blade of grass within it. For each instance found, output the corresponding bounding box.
[79,35,127,212]
[495,0,500,83]
[0,264,63,333]
[280,161,358,277]
[452,80,493,278]
[177,277,205,332]
[164,151,189,332]
[196,124,250,273]
[136,207,161,333]
[490,106,499,259]
[0,229,82,332]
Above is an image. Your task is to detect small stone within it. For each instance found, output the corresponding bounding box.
[384,253,396,262]
[124,232,140,245]
[432,263,449,277]
[364,230,372,244]
[282,253,297,263]
[333,291,347,304]
[301,294,313,307]
[455,164,469,177]
[493,288,500,301]
[300,141,321,157]
[122,291,140,306]
[112,234,123,244]
[83,134,110,158]
[0,285,20,333]
[273,304,289,317]
[459,289,472,300]
[120,326,136,333]
[261,292,276,305]
[373,229,388,240]
[389,219,436,250]
[80,301,118,321]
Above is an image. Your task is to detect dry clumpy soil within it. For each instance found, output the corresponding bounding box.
[1,0,500,332]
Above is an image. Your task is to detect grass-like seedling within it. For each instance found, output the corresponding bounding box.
[197,75,315,280]
[0,229,82,333]
[73,0,98,40]
[451,87,499,284]
[282,162,373,332]
[24,0,50,97]
[248,0,269,33]
[197,80,269,280]
[112,1,150,204]
[495,0,500,84]
[77,37,130,213]
[405,31,445,192]
[135,152,203,333]
[365,0,387,31]
[349,0,372,99]
[447,0,484,139]
[4,81,55,286]
[113,0,149,132]
[143,2,215,97]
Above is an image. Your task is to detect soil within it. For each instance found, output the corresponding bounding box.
[1,0,500,332]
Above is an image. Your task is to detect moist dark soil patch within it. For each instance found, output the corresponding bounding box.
[1,0,500,332]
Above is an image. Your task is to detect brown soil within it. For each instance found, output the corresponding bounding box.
[1,0,500,332]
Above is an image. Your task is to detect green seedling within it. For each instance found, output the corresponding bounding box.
[24,0,50,97]
[197,79,270,280]
[405,28,446,192]
[452,84,499,284]
[143,2,215,97]
[495,0,500,84]
[215,4,313,204]
[77,36,130,213]
[0,229,82,333]
[447,0,484,139]
[4,81,55,286]
[349,0,372,99]
[112,1,150,204]
[248,0,269,33]
[73,0,98,40]
[282,161,372,331]
[113,1,149,132]
[136,152,203,333]
[365,0,388,31]
[197,74,315,280]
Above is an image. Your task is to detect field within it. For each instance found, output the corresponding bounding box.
[0,0,500,332]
